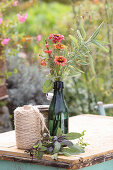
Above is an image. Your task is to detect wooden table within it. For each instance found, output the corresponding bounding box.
[1,114,113,170]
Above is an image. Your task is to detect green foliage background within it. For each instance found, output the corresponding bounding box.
[7,0,113,116]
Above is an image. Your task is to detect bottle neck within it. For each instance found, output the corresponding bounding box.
[54,81,64,90]
[53,81,64,100]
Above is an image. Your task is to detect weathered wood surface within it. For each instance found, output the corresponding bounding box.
[0,114,113,169]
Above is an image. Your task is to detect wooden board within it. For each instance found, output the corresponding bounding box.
[1,114,113,169]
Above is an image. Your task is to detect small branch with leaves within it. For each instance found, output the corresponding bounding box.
[25,128,88,160]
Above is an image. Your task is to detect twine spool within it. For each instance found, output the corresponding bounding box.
[14,105,48,150]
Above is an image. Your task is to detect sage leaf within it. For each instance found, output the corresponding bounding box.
[51,153,58,160]
[54,141,61,153]
[65,132,82,140]
[69,144,84,153]
[61,140,73,147]
[62,147,82,156]
[40,146,47,152]
[42,79,53,93]
[37,151,43,159]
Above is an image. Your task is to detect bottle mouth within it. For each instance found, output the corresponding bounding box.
[54,81,64,89]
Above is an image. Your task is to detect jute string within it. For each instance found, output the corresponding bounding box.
[14,105,49,150]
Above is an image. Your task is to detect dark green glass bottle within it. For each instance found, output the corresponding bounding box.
[48,81,69,136]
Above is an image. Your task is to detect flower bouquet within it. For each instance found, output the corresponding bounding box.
[41,22,108,93]
[40,22,108,136]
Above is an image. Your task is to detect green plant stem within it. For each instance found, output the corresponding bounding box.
[84,71,92,113]
[72,78,85,114]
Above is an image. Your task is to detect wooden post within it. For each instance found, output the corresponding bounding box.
[0,35,12,133]
[0,35,8,101]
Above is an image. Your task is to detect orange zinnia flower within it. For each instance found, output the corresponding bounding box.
[54,56,67,66]
[41,59,46,66]
[54,43,65,50]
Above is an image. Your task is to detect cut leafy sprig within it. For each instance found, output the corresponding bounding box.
[25,128,88,160]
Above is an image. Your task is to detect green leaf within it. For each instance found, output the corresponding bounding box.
[91,40,109,52]
[46,74,53,79]
[95,40,110,45]
[33,145,38,149]
[81,130,86,136]
[42,79,53,93]
[8,72,12,77]
[36,151,43,159]
[61,140,73,147]
[51,153,58,160]
[62,151,71,157]
[77,30,83,41]
[69,35,77,44]
[69,65,83,76]
[67,65,83,78]
[80,24,86,40]
[13,68,18,74]
[54,141,61,153]
[62,147,82,156]
[69,144,84,153]
[65,132,82,140]
[89,22,104,40]
[56,128,61,137]
[88,54,95,75]
[40,146,47,152]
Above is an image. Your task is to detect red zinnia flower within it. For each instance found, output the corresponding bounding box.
[44,50,52,54]
[49,34,64,43]
[54,56,67,66]
[41,59,46,66]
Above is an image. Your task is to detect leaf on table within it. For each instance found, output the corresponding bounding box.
[65,132,82,140]
[62,146,83,156]
[51,153,58,160]
[37,151,43,160]
[54,141,61,153]
[69,144,84,153]
[61,139,73,147]
[40,146,47,152]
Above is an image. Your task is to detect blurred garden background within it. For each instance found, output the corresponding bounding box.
[0,0,113,132]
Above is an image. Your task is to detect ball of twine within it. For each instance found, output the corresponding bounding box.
[14,105,49,150]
